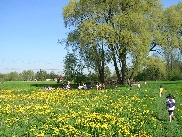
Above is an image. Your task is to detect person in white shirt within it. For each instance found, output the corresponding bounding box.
[137,82,141,90]
[166,94,176,122]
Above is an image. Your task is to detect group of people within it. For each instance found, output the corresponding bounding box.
[160,84,176,122]
[129,82,176,122]
[130,81,141,90]
[61,81,71,90]
[78,83,88,90]
[78,82,106,90]
[42,86,56,90]
[96,83,106,90]
[43,80,176,122]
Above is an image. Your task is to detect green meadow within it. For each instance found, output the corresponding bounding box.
[0,81,182,137]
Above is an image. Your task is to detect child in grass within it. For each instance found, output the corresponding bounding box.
[159,85,163,97]
[137,82,141,90]
[96,83,99,90]
[166,94,176,122]
[130,83,133,90]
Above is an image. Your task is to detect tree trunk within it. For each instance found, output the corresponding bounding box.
[113,57,122,84]
[99,41,105,83]
[129,68,135,81]
[98,59,105,83]
[129,55,139,81]
[120,47,127,85]
[99,68,104,83]
[110,46,122,84]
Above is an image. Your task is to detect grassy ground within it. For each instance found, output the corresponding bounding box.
[0,81,182,136]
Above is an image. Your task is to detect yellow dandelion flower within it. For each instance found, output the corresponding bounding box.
[101,123,108,129]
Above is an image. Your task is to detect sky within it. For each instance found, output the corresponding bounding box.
[0,0,181,74]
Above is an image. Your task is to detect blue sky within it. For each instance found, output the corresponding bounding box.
[0,0,181,74]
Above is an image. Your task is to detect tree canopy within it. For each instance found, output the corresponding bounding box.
[62,0,182,83]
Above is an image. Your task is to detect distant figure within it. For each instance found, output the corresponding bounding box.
[42,86,55,90]
[83,83,87,90]
[166,94,176,122]
[57,77,60,83]
[99,83,103,90]
[62,83,65,89]
[115,83,118,89]
[130,83,133,90]
[159,85,163,97]
[96,83,99,90]
[103,83,106,90]
[78,83,83,90]
[85,82,92,89]
[137,82,141,90]
[127,79,130,85]
[144,81,147,85]
[66,81,71,90]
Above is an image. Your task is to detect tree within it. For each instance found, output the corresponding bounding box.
[104,66,111,82]
[63,3,111,83]
[160,3,182,49]
[4,72,20,81]
[21,70,35,81]
[49,71,57,81]
[142,56,167,80]
[63,53,86,83]
[63,53,77,81]
[163,48,182,80]
[63,0,164,84]
[86,71,99,83]
[149,3,182,68]
[151,2,182,80]
[35,69,47,81]
[0,73,5,81]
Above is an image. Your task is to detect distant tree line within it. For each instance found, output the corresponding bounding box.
[0,70,58,81]
[0,68,115,84]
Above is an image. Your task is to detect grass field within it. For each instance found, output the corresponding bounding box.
[0,81,182,137]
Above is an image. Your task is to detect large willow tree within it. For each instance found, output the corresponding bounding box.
[160,3,182,75]
[147,2,182,80]
[62,0,169,84]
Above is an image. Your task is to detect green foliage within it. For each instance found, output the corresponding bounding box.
[64,53,78,81]
[21,70,35,81]
[160,4,182,48]
[1,70,62,82]
[4,72,20,81]
[63,53,86,83]
[49,71,57,81]
[62,0,167,84]
[163,48,182,80]
[86,72,99,82]
[135,56,167,81]
[104,66,112,82]
[168,70,182,81]
[35,69,47,81]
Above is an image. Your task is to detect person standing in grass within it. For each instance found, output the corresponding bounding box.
[166,94,176,122]
[137,82,141,90]
[130,83,133,90]
[96,83,99,90]
[66,81,71,90]
[159,85,164,97]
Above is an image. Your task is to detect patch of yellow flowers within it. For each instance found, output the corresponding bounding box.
[0,88,172,137]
